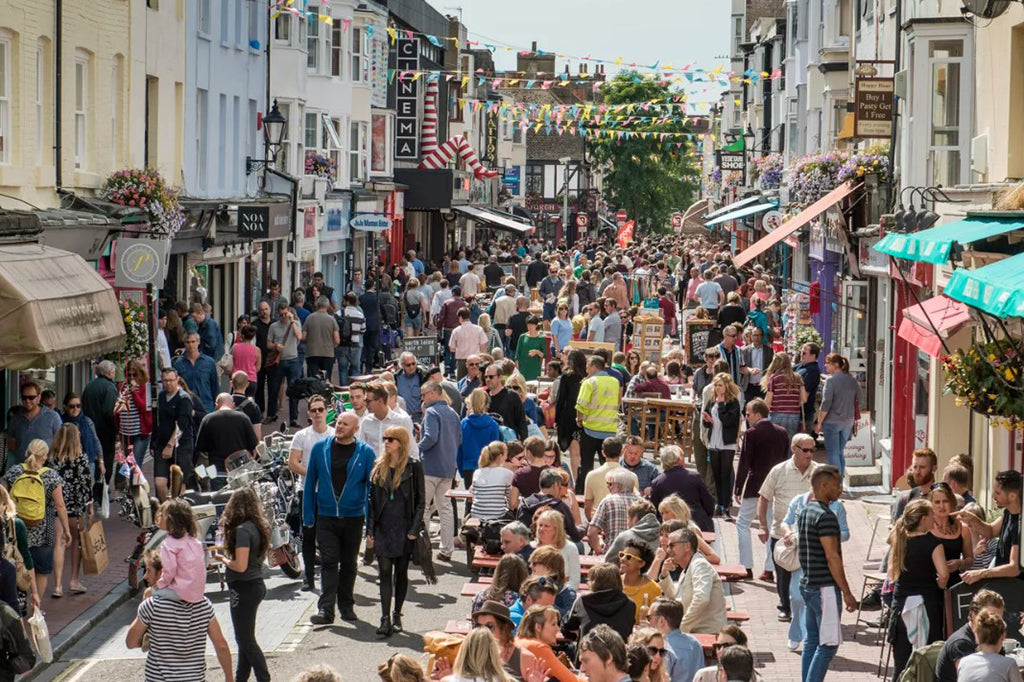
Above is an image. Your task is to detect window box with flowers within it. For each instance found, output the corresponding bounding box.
[305,151,336,182]
[100,168,185,237]
[750,153,784,190]
[942,338,1024,429]
[789,144,890,208]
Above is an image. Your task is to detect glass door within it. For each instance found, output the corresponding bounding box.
[841,280,869,398]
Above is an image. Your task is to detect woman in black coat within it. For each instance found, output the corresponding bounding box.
[701,372,742,518]
[554,349,587,485]
[366,425,425,639]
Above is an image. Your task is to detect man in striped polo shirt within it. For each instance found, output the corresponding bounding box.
[127,594,233,682]
[796,465,858,682]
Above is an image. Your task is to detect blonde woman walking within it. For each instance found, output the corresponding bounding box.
[49,424,93,597]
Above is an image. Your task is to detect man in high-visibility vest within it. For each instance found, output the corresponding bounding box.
[575,354,621,494]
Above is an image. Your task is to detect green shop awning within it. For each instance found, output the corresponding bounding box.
[873,216,1024,264]
[945,252,1024,318]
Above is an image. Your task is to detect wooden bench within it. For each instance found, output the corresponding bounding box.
[726,611,749,623]
[694,632,717,656]
[714,563,749,582]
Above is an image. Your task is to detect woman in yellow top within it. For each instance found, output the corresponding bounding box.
[618,541,662,624]
[515,605,583,682]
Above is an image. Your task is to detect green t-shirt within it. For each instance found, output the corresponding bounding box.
[515,334,546,381]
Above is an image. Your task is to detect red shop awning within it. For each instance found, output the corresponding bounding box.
[733,181,861,268]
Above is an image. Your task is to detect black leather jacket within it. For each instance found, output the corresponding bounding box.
[366,459,426,540]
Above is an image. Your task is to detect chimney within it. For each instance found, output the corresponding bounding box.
[531,41,537,53]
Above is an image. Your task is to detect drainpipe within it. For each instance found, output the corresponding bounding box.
[265,1,272,169]
[887,0,902,200]
[55,0,62,189]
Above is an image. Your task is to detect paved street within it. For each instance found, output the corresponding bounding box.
[30,478,897,682]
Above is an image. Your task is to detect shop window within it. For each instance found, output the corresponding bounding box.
[350,120,367,182]
[74,51,91,170]
[927,39,967,186]
[274,13,290,43]
[351,27,365,82]
[198,0,212,35]
[331,21,343,77]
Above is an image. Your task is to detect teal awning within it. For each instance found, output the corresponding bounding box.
[704,196,763,220]
[873,216,1024,264]
[704,202,777,227]
[945,252,1024,318]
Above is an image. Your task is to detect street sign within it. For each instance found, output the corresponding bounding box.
[761,210,784,231]
[616,209,627,224]
[671,212,683,228]
[350,214,393,232]
[575,213,589,228]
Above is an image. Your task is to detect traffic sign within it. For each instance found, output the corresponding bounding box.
[575,213,589,228]
[671,212,683,228]
[616,209,627,223]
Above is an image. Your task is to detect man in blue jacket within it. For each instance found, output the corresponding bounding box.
[303,412,376,625]
[418,382,461,562]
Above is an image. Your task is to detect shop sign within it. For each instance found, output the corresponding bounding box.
[844,412,874,466]
[503,166,521,195]
[719,152,745,171]
[326,209,348,234]
[238,205,270,239]
[303,207,317,239]
[395,38,420,160]
[858,236,890,276]
[484,110,499,164]
[350,214,393,232]
[854,77,895,138]
[114,238,171,288]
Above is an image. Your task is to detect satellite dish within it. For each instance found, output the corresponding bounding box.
[961,0,1013,18]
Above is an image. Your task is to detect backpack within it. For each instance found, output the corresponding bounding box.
[381,297,399,327]
[10,469,48,527]
[479,520,505,556]
[405,292,422,318]
[338,312,354,346]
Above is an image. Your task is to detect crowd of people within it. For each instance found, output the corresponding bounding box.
[0,230,1018,682]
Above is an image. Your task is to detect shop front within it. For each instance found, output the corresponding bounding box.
[320,193,352,297]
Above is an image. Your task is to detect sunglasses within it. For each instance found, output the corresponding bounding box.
[712,642,734,653]
[485,374,500,379]
[308,407,326,414]
[618,551,642,563]
[931,481,952,491]
[646,646,668,657]
[796,445,815,453]
[383,436,399,443]
[21,394,38,401]
[67,403,82,409]
[467,362,480,367]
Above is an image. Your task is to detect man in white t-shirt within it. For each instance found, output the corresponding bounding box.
[287,395,333,591]
[360,382,417,459]
[460,265,481,297]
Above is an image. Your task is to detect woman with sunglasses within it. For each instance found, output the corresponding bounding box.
[691,626,758,682]
[617,541,661,624]
[526,546,577,618]
[366,426,425,638]
[701,373,741,519]
[62,392,104,484]
[929,481,972,589]
[114,359,152,464]
[629,628,669,682]
[550,305,573,354]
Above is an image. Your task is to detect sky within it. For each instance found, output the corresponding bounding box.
[437,0,733,109]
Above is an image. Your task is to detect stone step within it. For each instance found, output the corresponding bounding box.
[847,463,884,487]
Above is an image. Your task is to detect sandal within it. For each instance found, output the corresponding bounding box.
[51,590,62,599]
[69,584,87,594]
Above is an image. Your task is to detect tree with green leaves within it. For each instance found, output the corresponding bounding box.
[589,72,700,234]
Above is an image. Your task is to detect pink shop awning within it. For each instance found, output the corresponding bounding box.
[896,295,973,357]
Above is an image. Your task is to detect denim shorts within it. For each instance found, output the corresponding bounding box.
[30,545,54,575]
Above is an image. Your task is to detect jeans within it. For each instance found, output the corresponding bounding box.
[336,345,363,387]
[441,328,455,376]
[128,434,151,463]
[316,515,364,616]
[255,368,269,413]
[377,553,411,618]
[800,584,840,682]
[577,432,608,495]
[268,358,301,421]
[736,498,772,571]
[708,448,735,512]
[228,578,269,682]
[542,301,556,321]
[306,356,334,381]
[822,423,853,480]
[423,475,454,555]
[770,412,803,442]
[789,570,806,643]
[772,537,793,615]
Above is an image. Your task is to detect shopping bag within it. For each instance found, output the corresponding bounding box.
[97,481,110,520]
[80,520,109,576]
[27,609,52,663]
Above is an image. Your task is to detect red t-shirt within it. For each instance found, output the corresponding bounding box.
[768,374,803,415]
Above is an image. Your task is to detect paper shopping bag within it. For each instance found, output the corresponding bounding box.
[80,520,109,575]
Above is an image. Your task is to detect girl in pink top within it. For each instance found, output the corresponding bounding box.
[230,324,261,385]
[153,499,206,603]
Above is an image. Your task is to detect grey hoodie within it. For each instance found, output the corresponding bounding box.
[604,512,661,563]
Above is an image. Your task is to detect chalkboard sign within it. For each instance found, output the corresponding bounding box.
[685,319,718,366]
[402,335,439,367]
[946,578,1024,641]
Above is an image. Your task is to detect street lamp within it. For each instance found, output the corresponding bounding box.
[246,99,288,175]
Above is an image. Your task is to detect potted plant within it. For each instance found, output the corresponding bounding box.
[942,339,1024,429]
[100,168,185,237]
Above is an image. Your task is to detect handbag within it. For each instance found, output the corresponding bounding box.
[264,322,292,368]
[4,520,31,592]
[773,532,800,573]
[217,333,235,374]
[26,609,51,664]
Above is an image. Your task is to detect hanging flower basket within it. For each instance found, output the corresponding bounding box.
[103,298,150,366]
[100,168,185,237]
[789,145,890,208]
[942,339,1024,429]
[750,153,784,190]
[305,151,337,181]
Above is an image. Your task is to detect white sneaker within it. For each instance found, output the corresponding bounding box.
[788,640,802,652]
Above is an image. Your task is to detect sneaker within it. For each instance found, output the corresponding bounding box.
[788,640,802,652]
[310,611,334,625]
[759,571,775,583]
[438,552,453,562]
[301,580,316,592]
[744,568,753,580]
[860,587,883,610]
[341,608,359,622]
[777,611,792,622]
